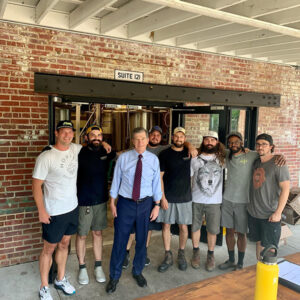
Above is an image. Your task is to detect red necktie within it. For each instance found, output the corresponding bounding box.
[132,154,143,201]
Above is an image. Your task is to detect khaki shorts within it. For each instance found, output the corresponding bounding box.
[192,203,221,235]
[221,200,248,234]
[78,203,107,236]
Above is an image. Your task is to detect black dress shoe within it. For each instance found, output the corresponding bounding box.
[106,278,119,294]
[132,273,147,287]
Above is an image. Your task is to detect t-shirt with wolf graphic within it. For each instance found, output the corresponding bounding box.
[191,154,223,204]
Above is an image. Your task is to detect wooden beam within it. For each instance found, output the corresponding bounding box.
[0,0,7,18]
[36,0,59,24]
[70,0,117,29]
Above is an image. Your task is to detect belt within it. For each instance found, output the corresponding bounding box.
[120,195,151,203]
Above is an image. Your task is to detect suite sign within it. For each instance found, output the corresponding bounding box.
[114,69,144,82]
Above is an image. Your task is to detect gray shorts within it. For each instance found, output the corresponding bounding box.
[78,202,107,236]
[221,200,248,234]
[192,203,221,235]
[156,202,192,225]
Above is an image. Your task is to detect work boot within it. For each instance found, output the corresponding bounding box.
[218,260,235,270]
[191,248,200,269]
[158,251,173,273]
[205,253,215,272]
[177,249,187,271]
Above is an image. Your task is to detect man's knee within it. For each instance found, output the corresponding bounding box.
[58,236,71,250]
[162,223,171,231]
[92,230,102,238]
[179,224,188,233]
[41,241,57,256]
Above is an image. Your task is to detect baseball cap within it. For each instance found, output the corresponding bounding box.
[203,131,218,140]
[149,125,162,134]
[256,133,273,145]
[173,127,186,135]
[86,125,103,135]
[56,120,75,131]
[226,131,243,141]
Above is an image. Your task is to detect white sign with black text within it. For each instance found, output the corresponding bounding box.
[114,70,144,82]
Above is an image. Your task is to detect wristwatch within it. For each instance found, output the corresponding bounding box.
[154,202,160,207]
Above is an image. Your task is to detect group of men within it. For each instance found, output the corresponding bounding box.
[32,120,290,300]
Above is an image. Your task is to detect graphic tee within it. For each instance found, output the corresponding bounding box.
[32,143,82,216]
[159,147,192,203]
[248,157,290,219]
[191,154,223,204]
[223,150,258,204]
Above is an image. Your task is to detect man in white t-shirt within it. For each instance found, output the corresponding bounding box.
[32,120,82,300]
[190,131,225,272]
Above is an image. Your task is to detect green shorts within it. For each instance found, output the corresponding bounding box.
[78,203,107,236]
[192,203,221,235]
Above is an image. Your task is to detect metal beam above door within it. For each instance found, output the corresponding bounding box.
[34,73,280,107]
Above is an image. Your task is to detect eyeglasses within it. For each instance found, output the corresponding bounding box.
[255,142,270,148]
[228,141,241,146]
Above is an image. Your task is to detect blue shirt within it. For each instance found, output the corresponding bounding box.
[110,149,162,202]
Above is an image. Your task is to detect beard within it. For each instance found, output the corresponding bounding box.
[88,139,102,151]
[149,141,160,147]
[230,146,242,154]
[202,144,217,154]
[172,141,184,148]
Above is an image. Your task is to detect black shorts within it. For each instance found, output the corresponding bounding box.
[42,206,79,244]
[248,213,281,248]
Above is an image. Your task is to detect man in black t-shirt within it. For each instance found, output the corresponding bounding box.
[76,125,116,286]
[156,127,192,273]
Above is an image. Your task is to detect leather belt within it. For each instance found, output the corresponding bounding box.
[120,195,151,203]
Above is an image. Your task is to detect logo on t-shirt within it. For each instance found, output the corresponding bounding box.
[196,158,222,197]
[60,152,77,177]
[253,167,266,189]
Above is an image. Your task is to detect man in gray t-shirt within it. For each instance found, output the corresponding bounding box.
[219,132,258,271]
[248,133,290,260]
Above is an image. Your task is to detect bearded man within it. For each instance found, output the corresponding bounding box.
[190,131,225,272]
[76,125,116,286]
[156,127,193,273]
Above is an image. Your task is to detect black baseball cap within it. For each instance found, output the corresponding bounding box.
[256,133,273,145]
[56,120,75,131]
[226,131,243,142]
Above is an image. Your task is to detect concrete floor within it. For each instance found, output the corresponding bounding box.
[1,224,299,300]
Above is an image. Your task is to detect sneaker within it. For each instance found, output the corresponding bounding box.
[234,263,243,271]
[54,276,76,295]
[218,260,236,270]
[94,266,106,283]
[158,251,173,273]
[205,253,215,272]
[191,248,200,269]
[177,249,187,271]
[122,252,130,269]
[145,257,151,267]
[78,267,89,285]
[39,286,53,300]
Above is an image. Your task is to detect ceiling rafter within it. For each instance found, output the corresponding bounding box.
[36,0,60,24]
[0,0,7,18]
[70,0,117,29]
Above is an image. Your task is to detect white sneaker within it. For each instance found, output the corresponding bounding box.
[39,286,53,300]
[54,276,76,295]
[94,266,106,283]
[78,267,89,285]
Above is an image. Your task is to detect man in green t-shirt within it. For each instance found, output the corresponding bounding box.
[248,133,290,260]
[219,132,258,271]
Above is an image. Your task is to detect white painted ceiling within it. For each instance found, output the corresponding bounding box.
[2,0,300,65]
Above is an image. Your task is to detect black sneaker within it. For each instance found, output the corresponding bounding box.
[122,252,130,269]
[145,257,150,267]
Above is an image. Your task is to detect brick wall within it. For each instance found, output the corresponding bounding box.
[0,21,300,266]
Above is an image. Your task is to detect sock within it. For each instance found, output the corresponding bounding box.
[126,249,130,254]
[79,264,86,269]
[193,247,199,251]
[208,250,214,255]
[228,250,235,262]
[94,261,102,268]
[238,251,245,266]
